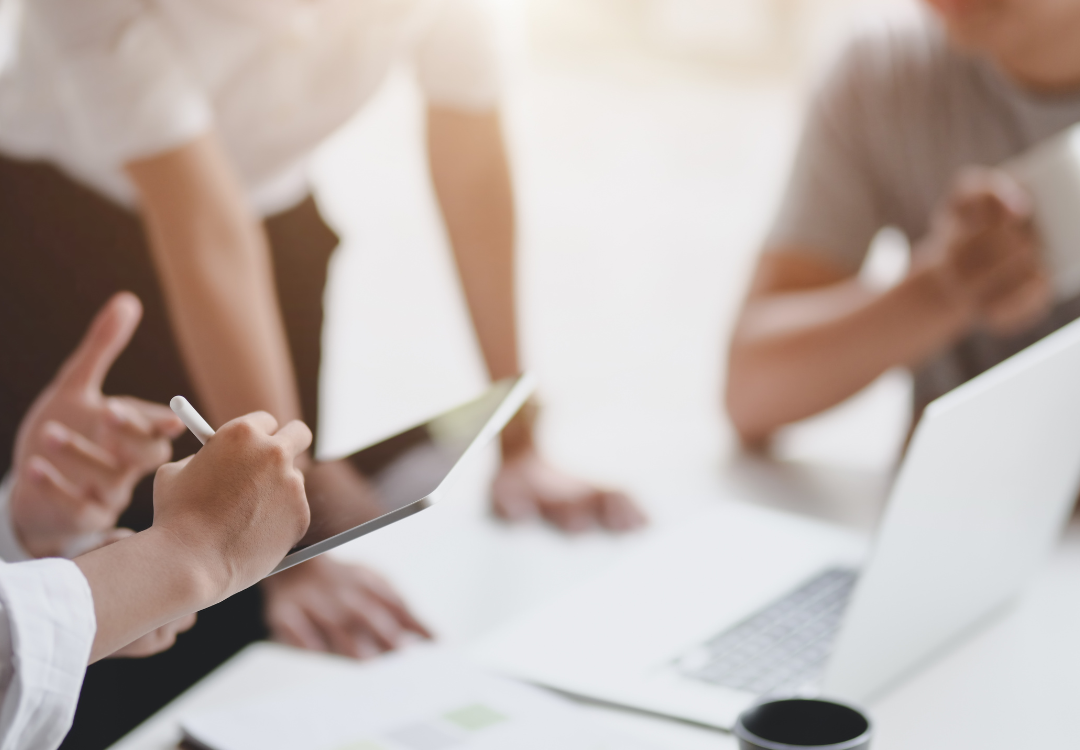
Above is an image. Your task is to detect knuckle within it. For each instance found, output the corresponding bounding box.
[265,441,291,468]
[289,477,311,524]
[287,472,305,494]
[228,419,257,440]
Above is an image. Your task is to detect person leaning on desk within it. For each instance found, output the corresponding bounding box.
[726,0,1080,445]
[0,293,315,750]
[0,3,645,743]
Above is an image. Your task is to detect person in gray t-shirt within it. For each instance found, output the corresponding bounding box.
[726,0,1080,444]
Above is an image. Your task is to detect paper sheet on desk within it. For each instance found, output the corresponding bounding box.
[180,647,656,750]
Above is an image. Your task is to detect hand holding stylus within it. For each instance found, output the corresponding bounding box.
[78,409,313,661]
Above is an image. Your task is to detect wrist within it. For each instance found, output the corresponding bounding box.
[75,527,221,661]
[20,531,62,560]
[8,490,65,560]
[500,397,539,459]
[141,526,229,609]
[905,252,977,338]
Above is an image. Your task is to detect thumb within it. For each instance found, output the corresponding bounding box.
[154,455,193,487]
[55,292,143,395]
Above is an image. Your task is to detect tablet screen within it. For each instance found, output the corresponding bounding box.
[289,377,524,555]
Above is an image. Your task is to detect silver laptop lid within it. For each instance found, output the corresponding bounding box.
[825,318,1080,702]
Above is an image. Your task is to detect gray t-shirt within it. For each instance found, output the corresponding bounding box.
[768,12,1080,415]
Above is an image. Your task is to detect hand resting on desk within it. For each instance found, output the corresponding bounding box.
[259,459,431,660]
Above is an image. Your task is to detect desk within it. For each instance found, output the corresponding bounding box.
[108,447,1080,750]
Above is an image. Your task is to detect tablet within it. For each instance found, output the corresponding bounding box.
[271,374,535,575]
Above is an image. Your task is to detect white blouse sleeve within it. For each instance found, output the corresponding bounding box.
[30,0,213,164]
[412,0,503,111]
[0,558,96,750]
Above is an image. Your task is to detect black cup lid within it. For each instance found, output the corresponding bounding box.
[735,698,872,749]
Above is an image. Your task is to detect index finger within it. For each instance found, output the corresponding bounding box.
[111,397,185,438]
[55,292,142,395]
[274,420,313,459]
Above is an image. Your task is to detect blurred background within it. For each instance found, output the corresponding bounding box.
[0,0,927,643]
[315,0,916,500]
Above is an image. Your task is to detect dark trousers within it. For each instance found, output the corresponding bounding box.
[0,154,338,749]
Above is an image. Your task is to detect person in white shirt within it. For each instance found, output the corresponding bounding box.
[0,8,645,734]
[0,291,314,750]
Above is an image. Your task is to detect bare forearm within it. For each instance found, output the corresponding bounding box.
[428,106,519,381]
[127,136,303,430]
[727,262,971,440]
[75,528,215,662]
[143,218,300,425]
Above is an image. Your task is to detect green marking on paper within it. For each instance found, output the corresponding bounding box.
[443,703,506,731]
[330,741,385,750]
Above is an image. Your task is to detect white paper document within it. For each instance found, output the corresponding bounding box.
[180,647,656,750]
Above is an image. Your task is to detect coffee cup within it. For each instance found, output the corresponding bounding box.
[734,697,871,750]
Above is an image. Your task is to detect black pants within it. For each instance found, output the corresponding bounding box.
[0,154,338,749]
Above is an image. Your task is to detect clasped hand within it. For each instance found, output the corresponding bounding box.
[922,166,1053,336]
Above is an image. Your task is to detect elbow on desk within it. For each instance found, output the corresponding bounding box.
[724,364,782,448]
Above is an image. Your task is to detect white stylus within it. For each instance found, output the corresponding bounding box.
[170,396,216,445]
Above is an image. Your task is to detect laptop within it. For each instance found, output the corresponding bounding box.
[475,319,1080,729]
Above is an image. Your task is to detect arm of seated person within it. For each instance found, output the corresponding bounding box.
[726,167,1051,444]
[75,411,311,662]
[726,249,966,444]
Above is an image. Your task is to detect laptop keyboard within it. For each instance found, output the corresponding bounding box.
[676,568,858,696]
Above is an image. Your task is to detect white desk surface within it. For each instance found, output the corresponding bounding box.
[108,446,1080,750]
